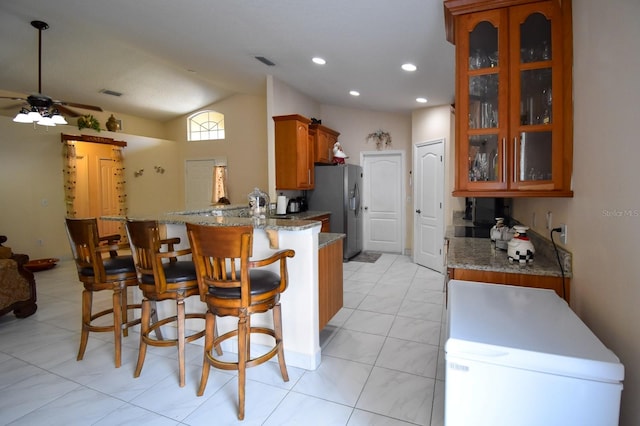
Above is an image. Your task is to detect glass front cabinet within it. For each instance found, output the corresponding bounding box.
[445,0,573,197]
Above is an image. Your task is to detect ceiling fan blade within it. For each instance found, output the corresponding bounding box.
[55,104,82,118]
[0,95,28,102]
[55,100,103,112]
[0,95,28,111]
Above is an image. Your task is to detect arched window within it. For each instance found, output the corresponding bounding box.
[188,110,225,141]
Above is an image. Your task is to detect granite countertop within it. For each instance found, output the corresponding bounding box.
[319,232,345,249]
[446,214,572,278]
[103,210,333,232]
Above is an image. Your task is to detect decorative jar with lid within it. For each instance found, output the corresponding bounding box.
[248,188,269,219]
[507,225,535,264]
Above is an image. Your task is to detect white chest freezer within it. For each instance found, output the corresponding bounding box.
[445,280,624,426]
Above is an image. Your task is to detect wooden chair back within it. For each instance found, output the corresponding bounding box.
[186,224,253,305]
[66,218,128,282]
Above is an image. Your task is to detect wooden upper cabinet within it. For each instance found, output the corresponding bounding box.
[445,0,573,197]
[310,123,340,164]
[274,115,314,190]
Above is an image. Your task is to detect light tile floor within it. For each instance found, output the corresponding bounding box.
[0,254,446,425]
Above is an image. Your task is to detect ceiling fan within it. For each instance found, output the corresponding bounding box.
[1,20,103,125]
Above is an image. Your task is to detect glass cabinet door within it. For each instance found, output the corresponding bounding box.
[460,10,508,190]
[511,4,560,188]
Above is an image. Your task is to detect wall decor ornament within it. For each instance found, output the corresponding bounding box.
[77,115,101,132]
[366,129,392,150]
[106,114,120,131]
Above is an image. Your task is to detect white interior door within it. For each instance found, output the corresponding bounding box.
[413,140,444,272]
[362,151,404,253]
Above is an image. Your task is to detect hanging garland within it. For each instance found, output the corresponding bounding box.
[366,129,392,150]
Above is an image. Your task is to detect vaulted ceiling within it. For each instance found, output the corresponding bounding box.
[0,1,455,121]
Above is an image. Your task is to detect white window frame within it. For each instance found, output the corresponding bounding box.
[187,110,225,141]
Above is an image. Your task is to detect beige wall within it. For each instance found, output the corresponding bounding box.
[164,93,269,205]
[0,117,182,259]
[513,1,640,424]
[412,105,462,228]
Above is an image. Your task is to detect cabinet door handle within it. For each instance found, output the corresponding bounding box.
[502,137,507,183]
[513,136,518,183]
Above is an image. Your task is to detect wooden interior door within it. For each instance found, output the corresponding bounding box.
[73,141,120,236]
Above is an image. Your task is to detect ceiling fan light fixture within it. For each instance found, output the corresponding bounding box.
[8,19,102,129]
[38,114,56,127]
[13,108,33,123]
[51,110,68,125]
[27,107,43,122]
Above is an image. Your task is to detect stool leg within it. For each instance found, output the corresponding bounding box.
[177,298,186,387]
[112,287,123,368]
[121,283,129,337]
[150,300,163,340]
[237,314,248,420]
[197,311,215,396]
[213,316,223,356]
[134,299,151,378]
[77,289,92,361]
[273,303,289,382]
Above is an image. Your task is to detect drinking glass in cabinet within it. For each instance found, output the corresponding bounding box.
[469,21,498,70]
[518,131,552,181]
[520,12,552,63]
[468,135,499,182]
[469,74,499,129]
[520,68,552,125]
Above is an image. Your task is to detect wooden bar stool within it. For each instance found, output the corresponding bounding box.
[186,223,294,420]
[65,218,141,368]
[126,219,208,387]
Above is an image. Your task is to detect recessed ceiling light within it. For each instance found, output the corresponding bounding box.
[312,57,326,65]
[402,63,417,72]
[349,90,360,97]
[416,97,428,103]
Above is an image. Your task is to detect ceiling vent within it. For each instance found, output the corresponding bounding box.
[255,56,276,66]
[99,89,123,97]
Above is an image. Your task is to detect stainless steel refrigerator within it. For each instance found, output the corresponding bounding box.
[308,164,362,260]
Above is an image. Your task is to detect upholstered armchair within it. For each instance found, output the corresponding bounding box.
[0,236,37,318]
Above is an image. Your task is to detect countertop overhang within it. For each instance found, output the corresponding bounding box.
[103,209,333,232]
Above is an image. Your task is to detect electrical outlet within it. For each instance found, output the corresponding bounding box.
[532,212,536,227]
[559,224,567,244]
[546,211,552,230]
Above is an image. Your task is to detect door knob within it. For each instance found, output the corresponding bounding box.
[416,209,421,214]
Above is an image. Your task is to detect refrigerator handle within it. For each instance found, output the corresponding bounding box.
[352,182,360,217]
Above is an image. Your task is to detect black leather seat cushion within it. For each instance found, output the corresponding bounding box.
[80,255,135,277]
[208,269,280,299]
[140,261,197,284]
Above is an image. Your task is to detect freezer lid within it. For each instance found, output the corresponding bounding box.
[446,280,624,383]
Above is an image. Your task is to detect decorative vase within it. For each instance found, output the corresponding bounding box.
[106,114,119,132]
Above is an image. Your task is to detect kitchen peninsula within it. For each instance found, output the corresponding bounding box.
[106,206,340,371]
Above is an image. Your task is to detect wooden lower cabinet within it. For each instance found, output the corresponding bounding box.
[308,214,331,232]
[448,268,570,302]
[318,238,343,330]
